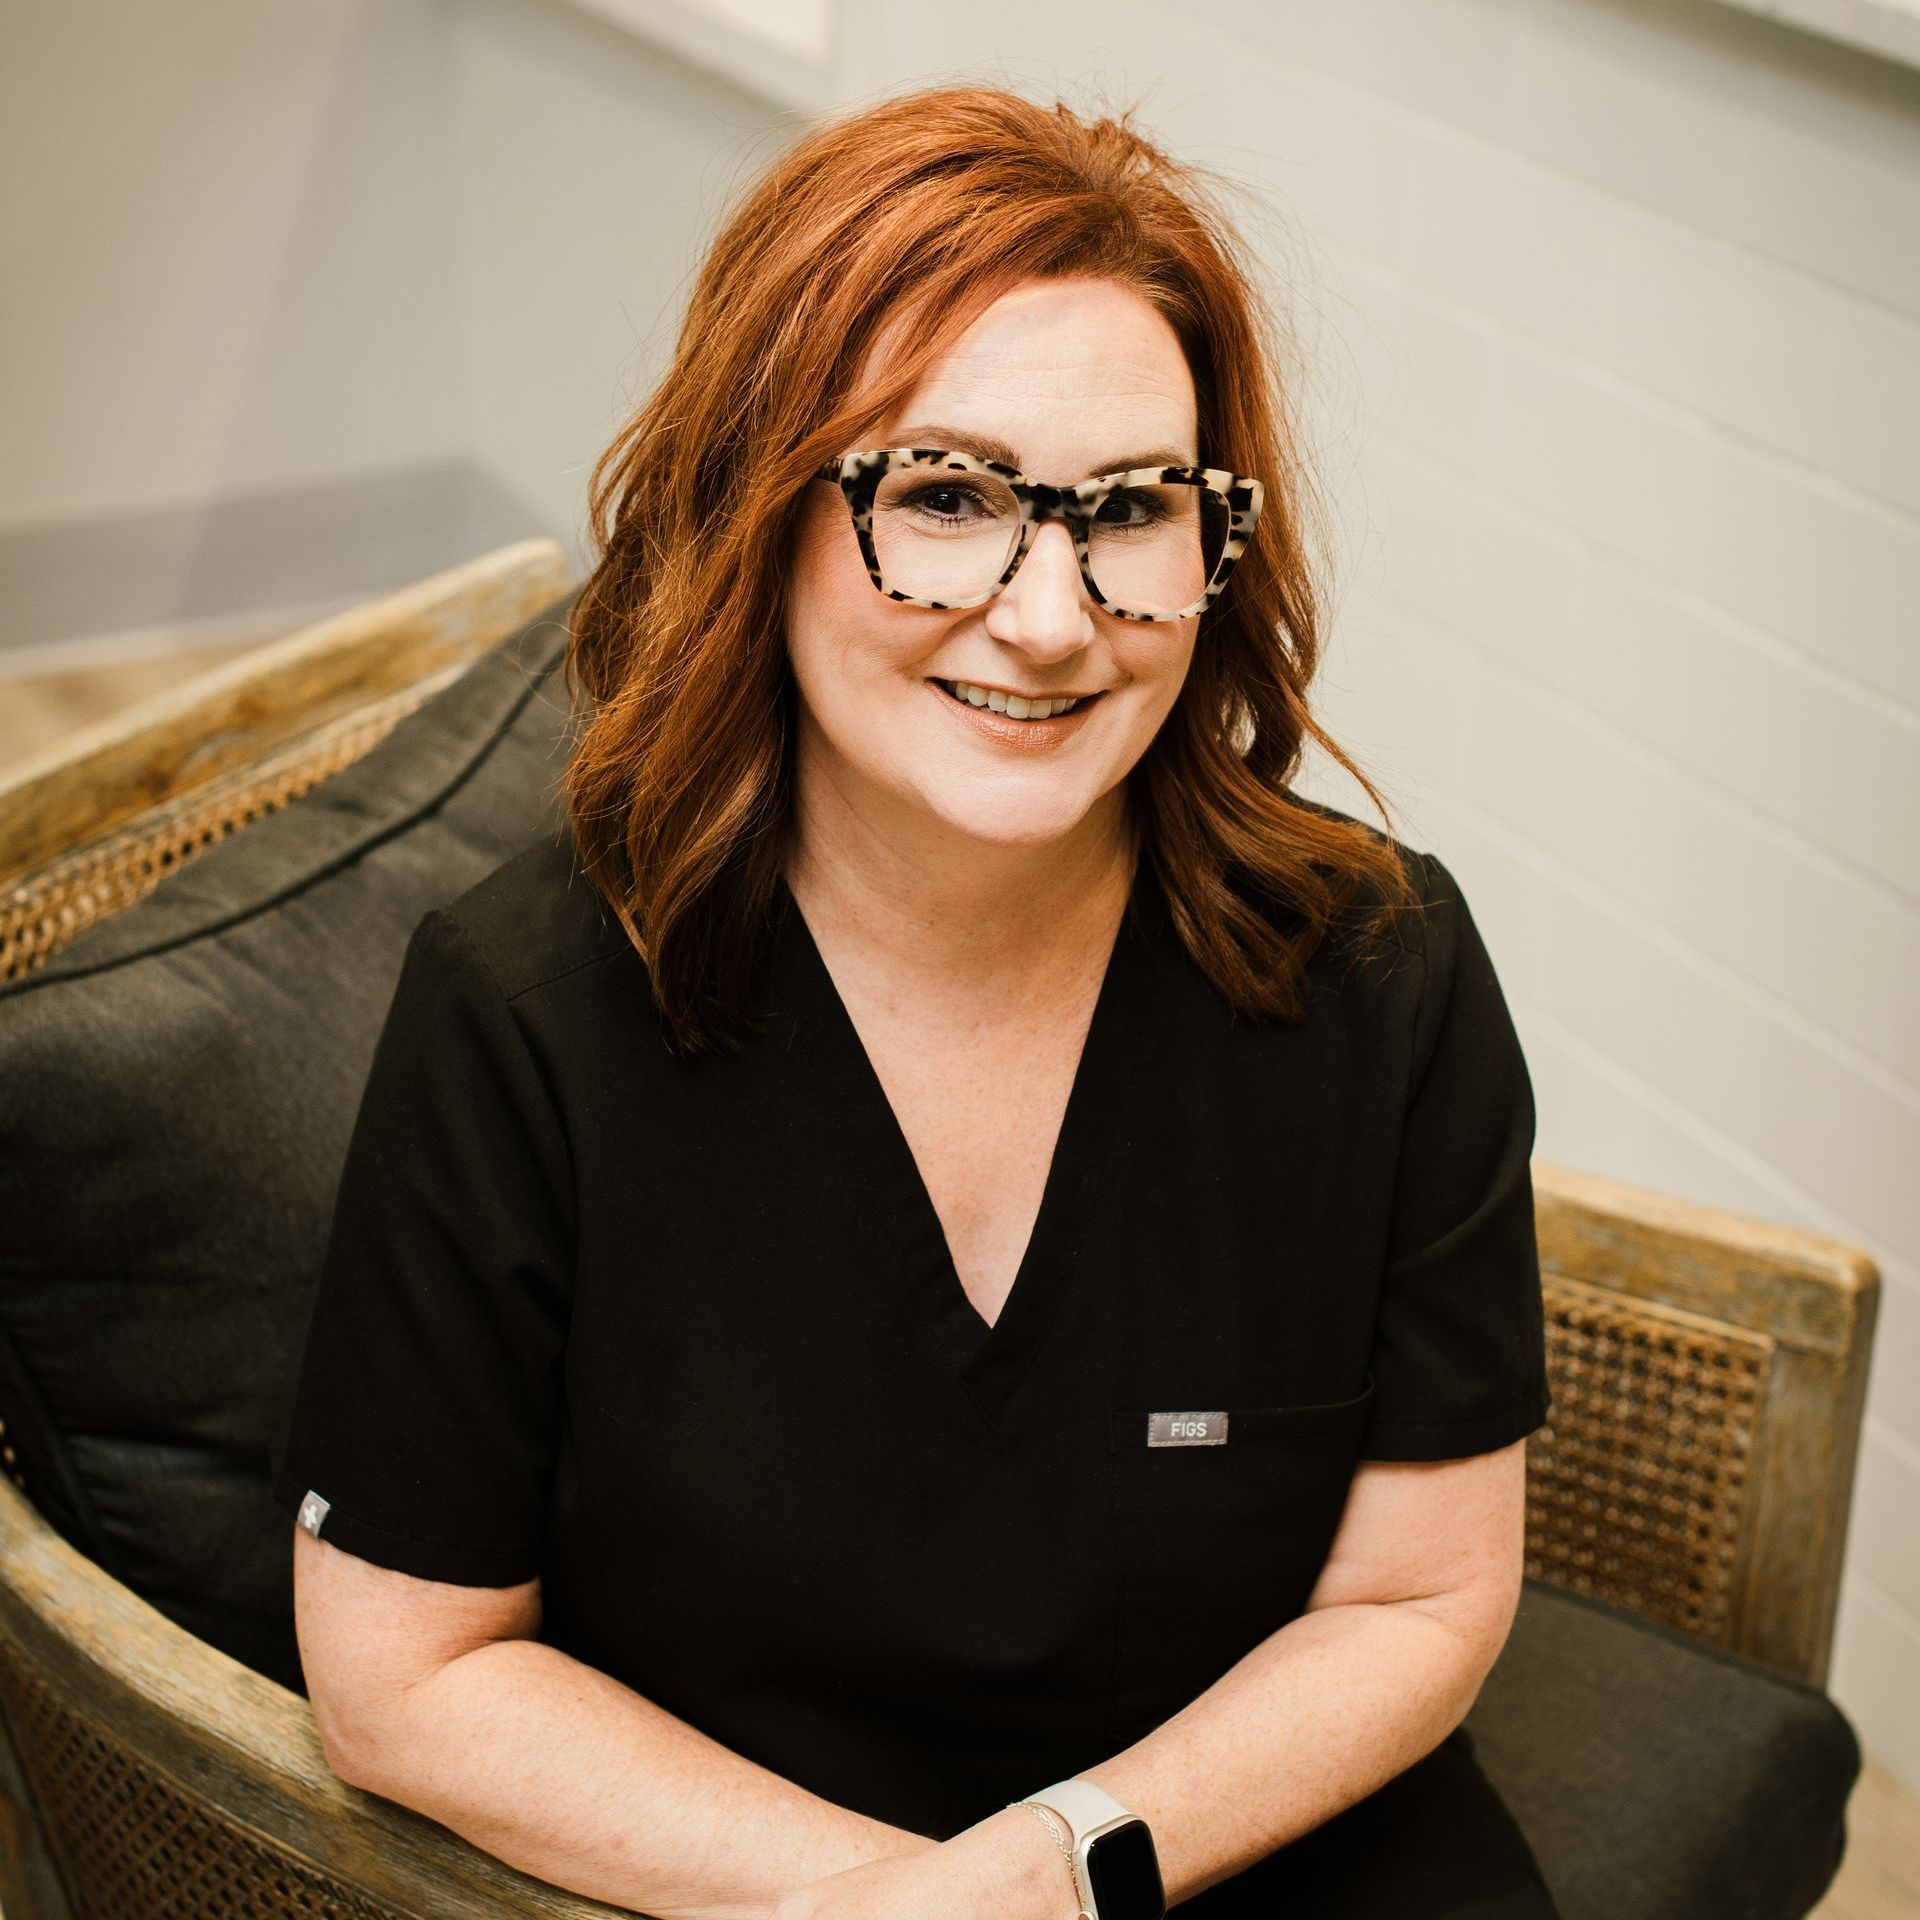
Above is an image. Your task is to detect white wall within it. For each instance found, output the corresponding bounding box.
[446,0,804,560]
[0,0,773,644]
[1,1,462,529]
[830,0,1920,1789]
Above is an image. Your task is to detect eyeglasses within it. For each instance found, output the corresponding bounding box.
[811,447,1264,622]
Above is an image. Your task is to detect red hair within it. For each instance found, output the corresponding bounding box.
[564,84,1421,1056]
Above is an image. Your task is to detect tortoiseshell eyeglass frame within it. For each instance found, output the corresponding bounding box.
[810,447,1265,622]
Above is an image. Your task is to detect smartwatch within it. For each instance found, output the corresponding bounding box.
[1018,1776,1167,1920]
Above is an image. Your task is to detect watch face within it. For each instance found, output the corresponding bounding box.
[1085,1817,1166,1920]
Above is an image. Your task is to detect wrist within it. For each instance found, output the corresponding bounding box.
[951,1802,1081,1914]
[861,1818,941,1862]
[1017,1776,1168,1920]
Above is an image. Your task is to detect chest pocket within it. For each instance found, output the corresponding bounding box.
[1102,1379,1376,1744]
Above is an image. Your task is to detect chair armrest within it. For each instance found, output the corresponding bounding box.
[0,1473,639,1918]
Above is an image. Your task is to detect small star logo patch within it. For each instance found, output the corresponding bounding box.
[297,1490,331,1537]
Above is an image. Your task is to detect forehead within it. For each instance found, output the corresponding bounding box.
[858,277,1198,476]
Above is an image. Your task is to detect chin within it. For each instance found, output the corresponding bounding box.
[918,787,1098,850]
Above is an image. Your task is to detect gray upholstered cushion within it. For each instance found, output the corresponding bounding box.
[1469,1578,1859,1920]
[0,588,581,1694]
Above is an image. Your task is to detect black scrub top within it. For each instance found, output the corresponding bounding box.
[271,815,1551,1855]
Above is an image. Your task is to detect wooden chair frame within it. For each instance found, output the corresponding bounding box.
[0,546,1882,1915]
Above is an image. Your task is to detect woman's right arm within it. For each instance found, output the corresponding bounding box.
[295,1526,934,1920]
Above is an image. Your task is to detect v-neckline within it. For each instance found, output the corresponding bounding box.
[772,859,1149,1430]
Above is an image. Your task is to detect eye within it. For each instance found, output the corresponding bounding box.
[894,481,993,523]
[872,466,1021,543]
[1094,488,1168,530]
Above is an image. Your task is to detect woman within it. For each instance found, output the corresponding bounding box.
[275,85,1557,1918]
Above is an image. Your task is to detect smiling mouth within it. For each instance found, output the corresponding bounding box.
[932,677,1106,720]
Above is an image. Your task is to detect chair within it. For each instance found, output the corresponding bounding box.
[0,548,1876,1918]
[1467,1169,1872,1917]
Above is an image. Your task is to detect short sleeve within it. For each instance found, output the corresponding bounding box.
[1357,851,1552,1462]
[270,907,575,1584]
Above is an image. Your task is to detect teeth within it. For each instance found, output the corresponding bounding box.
[942,680,1080,719]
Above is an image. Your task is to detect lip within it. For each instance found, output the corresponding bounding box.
[925,676,1104,748]
[937,677,1103,703]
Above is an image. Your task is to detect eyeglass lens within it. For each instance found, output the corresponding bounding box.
[870,468,1231,615]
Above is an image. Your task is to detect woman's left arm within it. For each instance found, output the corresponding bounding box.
[775,1439,1528,1918]
[1076,1434,1530,1907]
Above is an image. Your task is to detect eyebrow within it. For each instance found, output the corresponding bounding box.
[887,423,1197,475]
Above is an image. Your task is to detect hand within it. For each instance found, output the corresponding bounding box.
[770,1805,1077,1920]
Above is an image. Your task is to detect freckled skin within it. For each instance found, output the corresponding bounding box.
[778,275,1208,1341]
[784,276,1202,868]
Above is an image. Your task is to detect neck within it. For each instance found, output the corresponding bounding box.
[783,773,1137,1004]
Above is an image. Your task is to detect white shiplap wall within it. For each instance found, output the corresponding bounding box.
[831,0,1920,1788]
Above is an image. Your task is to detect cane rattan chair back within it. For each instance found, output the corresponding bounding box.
[1527,1169,1875,1685]
[0,539,574,979]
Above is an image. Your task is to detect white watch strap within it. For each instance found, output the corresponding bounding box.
[1023,1775,1133,1845]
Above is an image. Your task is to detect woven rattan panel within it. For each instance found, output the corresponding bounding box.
[1527,1270,1773,1643]
[0,679,444,984]
[0,1640,413,1919]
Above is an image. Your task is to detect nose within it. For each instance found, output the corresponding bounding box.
[983,519,1095,658]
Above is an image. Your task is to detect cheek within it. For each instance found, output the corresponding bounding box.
[787,503,870,687]
[1118,621,1198,728]
[785,502,935,714]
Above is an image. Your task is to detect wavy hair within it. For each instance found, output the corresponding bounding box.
[564,83,1421,1056]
